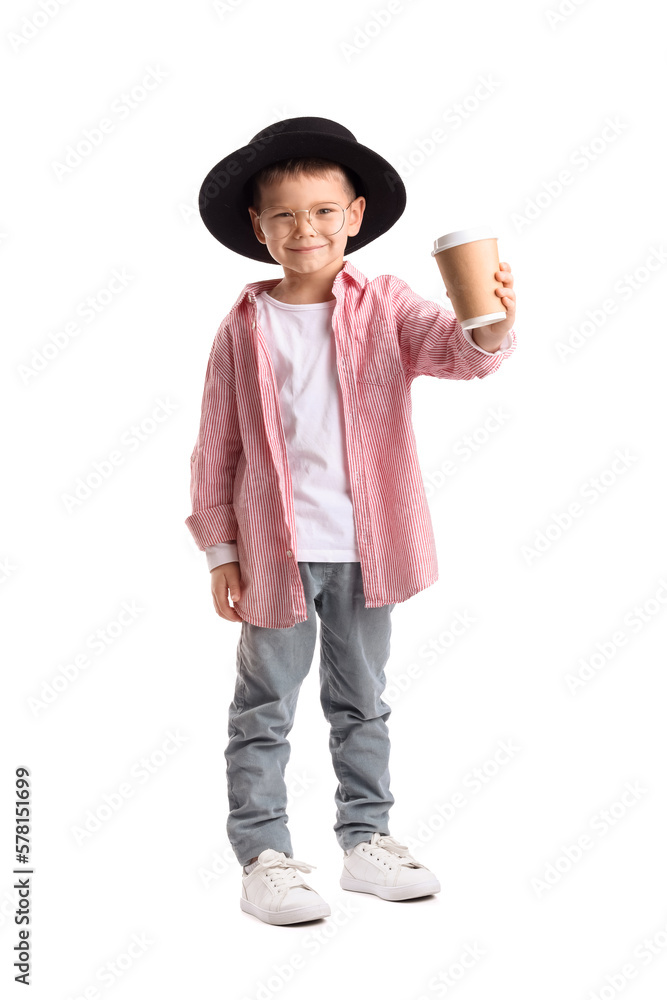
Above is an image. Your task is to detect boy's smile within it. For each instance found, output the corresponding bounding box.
[248,173,366,302]
[286,245,326,253]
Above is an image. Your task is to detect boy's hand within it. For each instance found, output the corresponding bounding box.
[211,562,243,623]
[470,261,516,351]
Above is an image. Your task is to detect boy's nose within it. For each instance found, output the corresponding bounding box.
[293,211,317,235]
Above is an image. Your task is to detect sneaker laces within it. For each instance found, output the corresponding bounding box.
[367,833,421,868]
[256,853,316,890]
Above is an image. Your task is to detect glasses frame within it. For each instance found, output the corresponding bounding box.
[256,200,355,240]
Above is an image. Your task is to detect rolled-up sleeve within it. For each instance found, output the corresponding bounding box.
[390,274,517,379]
[463,326,514,355]
[185,350,243,550]
[206,541,239,570]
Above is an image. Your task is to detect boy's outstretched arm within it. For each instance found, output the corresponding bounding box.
[391,264,517,380]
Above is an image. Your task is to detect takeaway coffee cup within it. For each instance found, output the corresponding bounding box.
[431,226,507,330]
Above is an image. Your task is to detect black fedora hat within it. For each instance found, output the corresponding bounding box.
[198,116,407,265]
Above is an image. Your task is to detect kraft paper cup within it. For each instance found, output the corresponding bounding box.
[431,226,507,330]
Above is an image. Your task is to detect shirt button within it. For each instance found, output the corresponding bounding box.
[251,320,256,329]
[286,549,293,558]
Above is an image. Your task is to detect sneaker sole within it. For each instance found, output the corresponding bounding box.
[240,897,331,925]
[340,876,441,900]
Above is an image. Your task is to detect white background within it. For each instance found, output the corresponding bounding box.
[2,0,667,997]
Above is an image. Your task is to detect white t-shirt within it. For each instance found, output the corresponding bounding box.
[206,290,360,569]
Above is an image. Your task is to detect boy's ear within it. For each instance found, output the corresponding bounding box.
[248,206,266,245]
[347,196,366,237]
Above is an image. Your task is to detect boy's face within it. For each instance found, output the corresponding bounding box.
[248,172,366,276]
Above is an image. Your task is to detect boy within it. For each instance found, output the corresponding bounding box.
[186,117,517,926]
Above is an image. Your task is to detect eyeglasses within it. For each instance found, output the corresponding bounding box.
[256,201,354,240]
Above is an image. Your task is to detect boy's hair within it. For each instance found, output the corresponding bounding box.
[249,157,359,212]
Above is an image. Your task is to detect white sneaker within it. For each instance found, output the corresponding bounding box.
[240,848,331,925]
[340,832,441,900]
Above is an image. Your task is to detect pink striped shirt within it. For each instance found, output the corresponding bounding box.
[185,258,517,628]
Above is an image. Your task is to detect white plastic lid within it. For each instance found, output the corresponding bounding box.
[431,225,497,255]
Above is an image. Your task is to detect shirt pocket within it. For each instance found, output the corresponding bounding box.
[355,320,402,385]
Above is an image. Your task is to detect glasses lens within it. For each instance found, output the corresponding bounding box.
[259,203,346,239]
[309,203,345,235]
[259,207,294,240]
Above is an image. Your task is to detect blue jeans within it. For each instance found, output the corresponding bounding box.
[225,561,396,866]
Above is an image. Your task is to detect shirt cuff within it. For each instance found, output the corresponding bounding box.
[206,542,238,571]
[463,326,514,355]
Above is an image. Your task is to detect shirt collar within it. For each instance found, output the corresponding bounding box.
[232,258,367,310]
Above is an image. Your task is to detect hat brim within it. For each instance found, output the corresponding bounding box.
[198,132,406,264]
